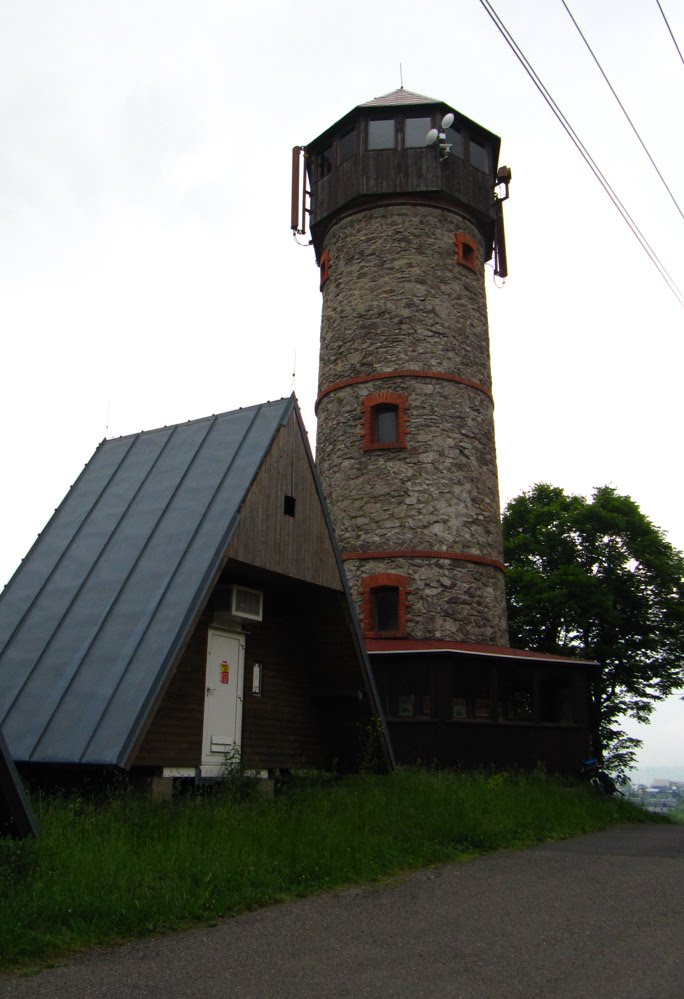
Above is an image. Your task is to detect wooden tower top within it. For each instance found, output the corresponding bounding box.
[303,88,502,259]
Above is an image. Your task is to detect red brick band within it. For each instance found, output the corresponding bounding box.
[343,549,506,573]
[315,370,493,412]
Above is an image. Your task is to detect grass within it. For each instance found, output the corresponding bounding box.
[0,768,661,973]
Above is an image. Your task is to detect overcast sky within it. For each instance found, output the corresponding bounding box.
[1,0,682,775]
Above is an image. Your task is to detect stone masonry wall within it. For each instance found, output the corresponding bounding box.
[345,556,508,646]
[315,201,508,647]
[318,204,493,391]
[317,377,502,558]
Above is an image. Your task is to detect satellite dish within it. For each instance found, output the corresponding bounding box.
[426,128,439,145]
[441,112,454,129]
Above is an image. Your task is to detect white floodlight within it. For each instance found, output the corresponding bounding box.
[441,112,454,129]
[426,128,439,145]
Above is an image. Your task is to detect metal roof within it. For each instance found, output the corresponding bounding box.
[366,639,598,667]
[358,87,440,108]
[0,397,296,767]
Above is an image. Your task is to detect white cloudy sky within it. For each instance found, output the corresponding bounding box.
[1,0,682,773]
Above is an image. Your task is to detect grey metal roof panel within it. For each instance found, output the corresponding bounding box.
[0,397,294,766]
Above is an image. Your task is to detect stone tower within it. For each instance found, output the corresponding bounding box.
[303,88,508,648]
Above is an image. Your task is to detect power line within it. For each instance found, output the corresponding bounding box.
[477,0,684,310]
[561,0,684,222]
[655,0,684,66]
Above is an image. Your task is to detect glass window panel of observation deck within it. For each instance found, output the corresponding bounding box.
[446,127,463,158]
[368,119,396,150]
[469,138,488,172]
[404,116,433,148]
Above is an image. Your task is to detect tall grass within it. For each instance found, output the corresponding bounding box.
[0,769,655,972]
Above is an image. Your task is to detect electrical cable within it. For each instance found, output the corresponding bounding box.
[477,0,684,309]
[561,0,684,221]
[655,0,684,66]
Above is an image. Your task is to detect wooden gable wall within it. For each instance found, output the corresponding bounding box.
[227,411,342,590]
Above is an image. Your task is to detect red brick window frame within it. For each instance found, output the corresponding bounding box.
[319,248,331,289]
[362,573,409,638]
[362,391,408,451]
[454,231,478,272]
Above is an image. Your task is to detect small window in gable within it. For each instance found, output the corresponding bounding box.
[362,573,409,638]
[362,391,408,451]
[454,231,479,273]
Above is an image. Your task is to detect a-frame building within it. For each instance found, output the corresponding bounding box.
[0,396,393,785]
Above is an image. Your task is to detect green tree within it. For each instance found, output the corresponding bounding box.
[502,484,684,774]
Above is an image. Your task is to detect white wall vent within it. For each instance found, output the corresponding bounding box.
[230,585,263,621]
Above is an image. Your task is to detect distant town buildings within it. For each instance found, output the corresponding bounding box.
[624,779,684,816]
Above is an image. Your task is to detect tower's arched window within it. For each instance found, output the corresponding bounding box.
[362,573,409,637]
[362,391,408,451]
[374,405,398,445]
[372,586,399,632]
[319,248,331,289]
[454,231,479,273]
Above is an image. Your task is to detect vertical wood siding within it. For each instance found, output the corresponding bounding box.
[133,578,373,772]
[228,413,343,591]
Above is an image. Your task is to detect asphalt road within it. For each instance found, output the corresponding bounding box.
[1,823,682,999]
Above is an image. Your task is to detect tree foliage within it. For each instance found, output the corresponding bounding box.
[502,484,684,771]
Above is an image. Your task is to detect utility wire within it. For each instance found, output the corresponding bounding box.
[655,0,684,66]
[562,0,684,221]
[477,0,684,310]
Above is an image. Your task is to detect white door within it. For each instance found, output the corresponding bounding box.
[201,629,245,775]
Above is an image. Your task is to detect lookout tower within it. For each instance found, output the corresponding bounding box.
[292,89,600,773]
[294,87,510,648]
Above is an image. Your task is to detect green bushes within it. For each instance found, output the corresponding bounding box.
[0,769,655,972]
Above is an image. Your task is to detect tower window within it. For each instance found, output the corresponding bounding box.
[318,147,333,179]
[454,232,479,273]
[469,138,488,173]
[446,126,463,158]
[404,116,432,148]
[362,391,408,451]
[319,248,331,289]
[374,405,398,445]
[373,587,399,632]
[339,128,357,164]
[368,118,395,150]
[362,573,409,637]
